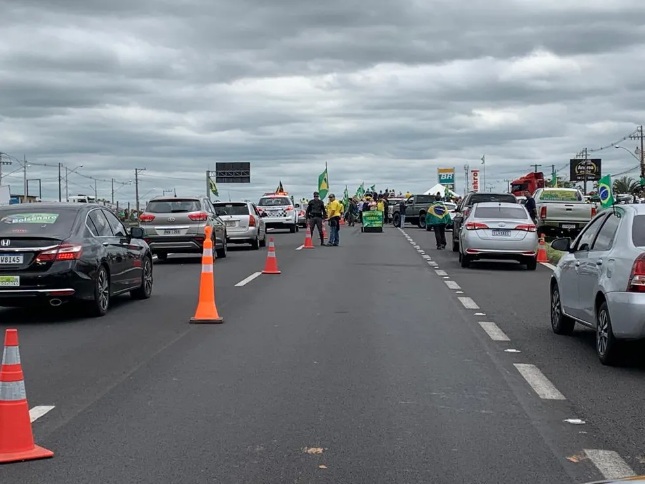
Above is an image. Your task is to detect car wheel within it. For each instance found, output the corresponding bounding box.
[87,265,110,317]
[550,282,575,335]
[393,213,400,227]
[251,236,260,250]
[156,252,168,261]
[260,233,267,247]
[131,256,153,300]
[418,214,426,229]
[216,238,227,259]
[460,246,470,268]
[597,301,619,366]
[452,240,459,252]
[289,224,297,233]
[526,258,537,271]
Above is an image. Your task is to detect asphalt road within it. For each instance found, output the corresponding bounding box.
[0,225,642,483]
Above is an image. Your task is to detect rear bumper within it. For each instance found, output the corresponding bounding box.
[146,235,206,253]
[264,217,295,228]
[0,266,95,306]
[606,292,645,339]
[464,249,537,260]
[227,227,258,242]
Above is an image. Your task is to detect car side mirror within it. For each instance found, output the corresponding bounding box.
[130,227,144,239]
[551,237,571,252]
[260,212,268,218]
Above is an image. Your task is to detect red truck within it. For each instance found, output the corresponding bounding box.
[510,172,545,196]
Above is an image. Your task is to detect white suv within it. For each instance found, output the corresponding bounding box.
[257,195,299,233]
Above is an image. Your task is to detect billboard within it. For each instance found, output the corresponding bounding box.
[471,169,480,192]
[215,162,251,183]
[437,168,455,189]
[569,159,601,182]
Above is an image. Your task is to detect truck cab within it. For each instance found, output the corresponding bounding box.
[511,172,545,197]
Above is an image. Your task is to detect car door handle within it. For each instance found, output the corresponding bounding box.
[102,242,110,247]
[596,259,603,266]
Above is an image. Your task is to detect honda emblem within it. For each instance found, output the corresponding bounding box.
[0,239,9,247]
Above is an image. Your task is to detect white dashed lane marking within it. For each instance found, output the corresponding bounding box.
[513,364,566,400]
[458,297,479,309]
[584,450,636,481]
[478,322,510,342]
[235,272,263,287]
[540,262,557,270]
[435,269,447,276]
[295,244,304,250]
[444,281,461,290]
[30,406,55,423]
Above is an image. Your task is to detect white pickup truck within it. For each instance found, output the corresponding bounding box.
[533,187,597,237]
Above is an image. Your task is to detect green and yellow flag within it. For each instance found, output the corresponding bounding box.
[597,174,614,209]
[343,186,349,208]
[318,166,329,199]
[208,177,219,196]
[355,183,365,199]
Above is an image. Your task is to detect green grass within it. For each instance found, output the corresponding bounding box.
[546,243,565,265]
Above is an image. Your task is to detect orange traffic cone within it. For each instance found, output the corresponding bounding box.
[0,329,54,464]
[190,226,223,324]
[537,233,548,263]
[303,226,314,249]
[340,217,345,226]
[262,237,281,274]
[322,222,327,241]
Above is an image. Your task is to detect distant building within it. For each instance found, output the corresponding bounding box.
[10,193,39,204]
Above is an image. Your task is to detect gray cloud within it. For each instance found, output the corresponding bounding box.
[1,0,645,202]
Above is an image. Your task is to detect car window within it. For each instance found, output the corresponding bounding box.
[0,208,78,238]
[632,215,645,247]
[474,206,529,219]
[213,203,249,216]
[258,197,291,206]
[468,194,516,206]
[88,209,113,237]
[102,210,127,237]
[147,199,201,213]
[592,212,621,251]
[574,214,607,251]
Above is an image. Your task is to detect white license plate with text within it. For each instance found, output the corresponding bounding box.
[561,224,576,229]
[492,230,511,237]
[0,255,23,265]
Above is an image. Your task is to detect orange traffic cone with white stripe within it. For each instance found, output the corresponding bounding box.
[190,226,223,324]
[262,237,281,274]
[0,329,54,464]
[322,222,328,241]
[303,226,314,249]
[537,233,548,263]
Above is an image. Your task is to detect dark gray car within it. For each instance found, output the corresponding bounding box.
[139,196,227,260]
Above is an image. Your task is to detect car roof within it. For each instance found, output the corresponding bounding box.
[473,201,523,208]
[149,196,203,201]
[0,202,99,211]
[212,201,250,204]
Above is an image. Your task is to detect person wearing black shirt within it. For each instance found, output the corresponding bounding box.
[524,190,537,222]
[306,191,327,245]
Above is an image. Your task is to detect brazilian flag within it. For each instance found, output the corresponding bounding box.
[318,167,329,200]
[426,202,452,226]
[208,177,219,196]
[597,174,614,209]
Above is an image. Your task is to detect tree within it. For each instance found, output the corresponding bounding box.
[613,176,639,194]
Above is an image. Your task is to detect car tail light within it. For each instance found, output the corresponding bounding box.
[188,211,209,222]
[515,224,537,232]
[249,214,256,227]
[627,254,645,292]
[286,206,294,211]
[591,206,597,217]
[139,213,155,222]
[37,243,83,262]
[540,206,547,219]
[465,222,489,230]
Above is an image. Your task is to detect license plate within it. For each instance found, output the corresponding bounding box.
[0,276,19,287]
[492,229,511,237]
[225,221,236,227]
[0,255,23,265]
[562,224,576,229]
[163,229,181,235]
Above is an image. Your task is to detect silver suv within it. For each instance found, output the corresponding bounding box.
[139,196,227,261]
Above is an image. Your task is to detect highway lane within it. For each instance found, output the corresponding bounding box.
[1,225,617,483]
[407,225,645,477]
[0,231,303,439]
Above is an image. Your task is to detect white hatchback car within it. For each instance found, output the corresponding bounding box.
[550,204,645,365]
[213,201,267,250]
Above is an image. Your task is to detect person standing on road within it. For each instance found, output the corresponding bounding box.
[524,190,537,222]
[326,193,343,246]
[306,191,327,245]
[426,195,452,249]
[398,199,406,227]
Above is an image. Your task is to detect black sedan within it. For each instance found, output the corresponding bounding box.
[0,203,153,316]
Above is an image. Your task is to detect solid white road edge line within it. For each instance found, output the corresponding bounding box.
[296,244,304,250]
[540,262,557,270]
[478,322,510,342]
[458,296,479,309]
[435,269,448,276]
[30,405,55,423]
[444,280,461,290]
[513,364,566,400]
[235,272,263,287]
[584,449,636,481]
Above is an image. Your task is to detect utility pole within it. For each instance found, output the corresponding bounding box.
[135,168,146,213]
[581,147,589,195]
[629,125,644,182]
[93,179,98,201]
[111,178,115,204]
[65,166,69,202]
[531,163,542,173]
[58,163,62,201]
[503,179,511,192]
[551,164,556,187]
[0,155,11,186]
[23,155,28,203]
[464,164,470,195]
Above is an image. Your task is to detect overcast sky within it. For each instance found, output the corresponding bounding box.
[1,0,644,204]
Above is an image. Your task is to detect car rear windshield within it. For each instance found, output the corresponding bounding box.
[0,209,78,237]
[632,215,645,247]
[475,206,529,219]
[147,199,202,213]
[213,203,249,216]
[468,194,516,205]
[539,190,582,202]
[259,197,291,206]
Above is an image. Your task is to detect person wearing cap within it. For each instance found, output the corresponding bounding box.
[306,191,327,245]
[326,193,343,246]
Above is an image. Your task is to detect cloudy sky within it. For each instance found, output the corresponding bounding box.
[1,0,644,204]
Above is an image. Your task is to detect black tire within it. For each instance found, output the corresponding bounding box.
[596,301,620,366]
[550,282,575,335]
[452,240,459,252]
[526,258,537,271]
[289,224,296,233]
[260,234,267,247]
[460,252,470,268]
[156,252,168,261]
[216,239,227,259]
[87,265,110,317]
[131,256,153,300]
[418,213,426,229]
[251,236,260,250]
[393,213,400,227]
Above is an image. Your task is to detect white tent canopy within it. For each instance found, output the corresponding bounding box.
[424,183,458,198]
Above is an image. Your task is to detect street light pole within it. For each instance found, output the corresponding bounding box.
[0,156,11,186]
[58,163,62,201]
[134,168,146,213]
[23,155,28,203]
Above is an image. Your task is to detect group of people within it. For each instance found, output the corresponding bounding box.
[305,191,344,246]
